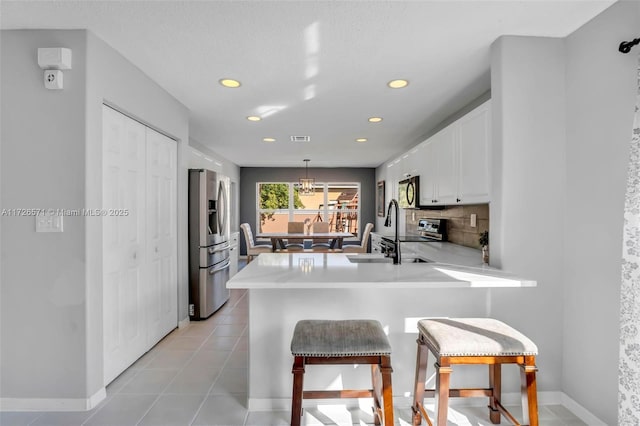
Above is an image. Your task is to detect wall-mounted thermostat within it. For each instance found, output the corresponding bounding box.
[44,70,63,90]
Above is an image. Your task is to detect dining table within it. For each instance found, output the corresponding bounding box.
[255,231,354,251]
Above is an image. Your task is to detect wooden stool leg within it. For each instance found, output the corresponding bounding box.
[371,363,382,426]
[434,360,452,426]
[412,338,429,426]
[380,356,394,426]
[488,364,501,424]
[291,356,305,426]
[521,356,539,426]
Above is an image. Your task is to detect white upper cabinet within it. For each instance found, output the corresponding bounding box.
[419,99,491,206]
[457,100,491,204]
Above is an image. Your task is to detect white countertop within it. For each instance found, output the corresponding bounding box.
[371,231,485,267]
[227,252,536,289]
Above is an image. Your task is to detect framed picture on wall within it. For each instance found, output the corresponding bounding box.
[377,180,385,217]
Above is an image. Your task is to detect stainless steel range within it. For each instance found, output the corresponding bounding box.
[417,218,447,241]
[380,218,448,264]
[188,169,230,320]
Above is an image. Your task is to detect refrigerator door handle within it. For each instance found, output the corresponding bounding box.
[208,243,231,254]
[209,259,231,274]
[218,180,228,236]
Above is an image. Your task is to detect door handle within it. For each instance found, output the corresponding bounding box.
[209,259,231,274]
[208,243,231,253]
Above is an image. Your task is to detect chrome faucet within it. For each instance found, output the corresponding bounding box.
[384,199,401,265]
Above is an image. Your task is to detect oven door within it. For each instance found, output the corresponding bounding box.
[198,259,231,318]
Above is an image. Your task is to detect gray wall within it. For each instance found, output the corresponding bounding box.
[490,33,567,399]
[0,29,191,406]
[489,2,640,423]
[239,167,376,254]
[563,2,640,424]
[1,30,89,400]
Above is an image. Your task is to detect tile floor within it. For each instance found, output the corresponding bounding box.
[1,263,588,426]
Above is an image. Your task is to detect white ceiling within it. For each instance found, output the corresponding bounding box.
[1,0,615,168]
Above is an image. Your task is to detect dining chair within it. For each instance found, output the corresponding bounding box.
[310,221,330,250]
[240,223,272,262]
[286,222,305,250]
[342,222,373,253]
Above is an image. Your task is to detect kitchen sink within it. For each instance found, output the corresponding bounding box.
[405,257,433,263]
[346,255,433,264]
[346,255,393,264]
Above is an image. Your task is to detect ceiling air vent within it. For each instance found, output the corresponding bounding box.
[290,136,311,143]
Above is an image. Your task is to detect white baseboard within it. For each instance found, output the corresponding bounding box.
[0,387,106,412]
[560,393,607,426]
[248,391,605,424]
[178,316,190,329]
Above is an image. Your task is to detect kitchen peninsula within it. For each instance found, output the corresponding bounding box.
[227,252,536,411]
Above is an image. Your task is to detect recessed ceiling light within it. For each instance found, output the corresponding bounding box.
[356,138,368,143]
[388,79,409,89]
[247,116,261,122]
[219,78,241,88]
[263,137,276,142]
[368,117,383,123]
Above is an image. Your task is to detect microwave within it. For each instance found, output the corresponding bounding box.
[398,176,420,209]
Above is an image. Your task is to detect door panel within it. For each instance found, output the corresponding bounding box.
[102,105,147,385]
[146,127,178,346]
[458,103,491,203]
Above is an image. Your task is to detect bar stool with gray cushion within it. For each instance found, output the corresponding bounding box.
[412,318,539,426]
[290,319,394,426]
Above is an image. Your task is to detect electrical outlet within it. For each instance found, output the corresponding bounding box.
[36,212,63,232]
[44,70,64,89]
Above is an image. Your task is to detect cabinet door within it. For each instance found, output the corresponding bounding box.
[386,159,400,202]
[102,105,147,385]
[458,102,491,203]
[371,233,382,254]
[229,232,239,277]
[145,128,178,346]
[405,145,421,178]
[433,125,458,205]
[420,140,437,205]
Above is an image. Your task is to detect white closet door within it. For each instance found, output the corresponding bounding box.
[145,127,178,346]
[102,105,147,384]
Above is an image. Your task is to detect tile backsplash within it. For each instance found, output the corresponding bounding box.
[405,204,489,249]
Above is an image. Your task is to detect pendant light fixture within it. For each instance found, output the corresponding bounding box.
[299,159,314,196]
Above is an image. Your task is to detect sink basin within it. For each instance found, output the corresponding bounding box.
[405,257,433,263]
[346,255,393,264]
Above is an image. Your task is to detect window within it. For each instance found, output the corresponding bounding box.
[257,182,361,238]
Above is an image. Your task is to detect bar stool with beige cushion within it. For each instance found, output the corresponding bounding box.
[310,221,330,250]
[412,318,539,426]
[240,223,272,263]
[342,222,374,253]
[290,319,394,426]
[285,221,305,250]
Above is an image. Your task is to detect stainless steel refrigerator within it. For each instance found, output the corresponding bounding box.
[188,169,230,320]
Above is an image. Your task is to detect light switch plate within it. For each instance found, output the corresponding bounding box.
[36,213,63,232]
[470,214,477,228]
